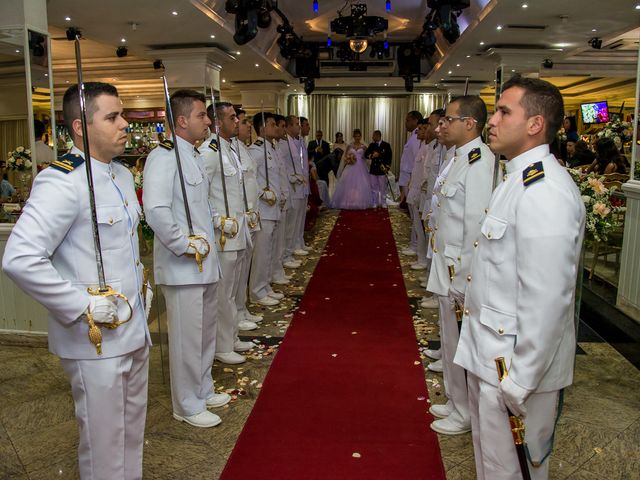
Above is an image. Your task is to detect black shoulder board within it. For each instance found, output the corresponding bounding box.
[523,161,545,187]
[254,139,263,146]
[159,140,174,150]
[50,153,84,174]
[208,139,219,152]
[468,147,482,164]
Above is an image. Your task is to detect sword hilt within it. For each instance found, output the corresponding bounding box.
[495,357,527,445]
[260,187,277,206]
[246,210,260,229]
[218,217,239,251]
[185,234,211,272]
[87,285,133,328]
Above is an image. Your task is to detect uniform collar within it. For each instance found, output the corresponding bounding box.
[506,144,550,174]
[70,145,111,171]
[445,145,456,160]
[454,136,483,159]
[174,134,199,155]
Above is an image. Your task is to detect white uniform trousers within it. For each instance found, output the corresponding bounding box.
[285,198,305,260]
[369,175,387,207]
[467,373,558,480]
[216,250,242,353]
[161,283,217,417]
[409,203,427,263]
[271,217,287,282]
[250,219,276,300]
[294,194,308,250]
[60,345,149,480]
[236,231,256,319]
[438,295,469,426]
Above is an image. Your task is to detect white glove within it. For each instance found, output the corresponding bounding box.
[184,236,208,256]
[88,296,117,324]
[449,286,465,308]
[260,189,277,202]
[289,174,299,184]
[221,218,238,236]
[499,375,531,417]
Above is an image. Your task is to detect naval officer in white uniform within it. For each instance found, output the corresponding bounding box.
[144,89,228,428]
[3,82,151,479]
[427,95,495,436]
[202,102,255,366]
[455,76,585,479]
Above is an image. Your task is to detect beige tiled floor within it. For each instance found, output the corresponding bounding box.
[0,208,638,479]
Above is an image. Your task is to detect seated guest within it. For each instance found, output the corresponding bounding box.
[1,173,16,199]
[308,130,331,163]
[564,116,579,142]
[567,140,595,168]
[586,137,627,175]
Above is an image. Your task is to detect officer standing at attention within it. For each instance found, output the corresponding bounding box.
[399,111,423,256]
[455,76,585,479]
[202,102,255,366]
[144,90,228,428]
[297,116,312,252]
[248,112,283,307]
[427,96,495,436]
[3,82,151,478]
[233,108,264,325]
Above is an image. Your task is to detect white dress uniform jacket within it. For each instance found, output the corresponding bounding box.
[455,144,585,392]
[237,140,260,212]
[282,136,306,201]
[427,137,495,298]
[143,136,220,285]
[201,134,250,251]
[2,148,150,359]
[398,129,419,187]
[406,141,429,206]
[249,137,282,222]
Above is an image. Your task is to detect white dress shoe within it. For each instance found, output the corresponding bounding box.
[421,296,439,309]
[302,245,311,252]
[401,247,417,256]
[215,351,246,364]
[244,312,263,323]
[238,320,258,331]
[424,348,441,360]
[268,291,285,300]
[429,402,453,419]
[272,277,290,285]
[430,417,471,435]
[427,359,443,373]
[285,274,293,280]
[411,262,428,270]
[206,392,231,408]
[255,296,279,306]
[234,340,255,352]
[173,410,221,428]
[420,281,427,288]
[293,249,309,256]
[283,260,301,269]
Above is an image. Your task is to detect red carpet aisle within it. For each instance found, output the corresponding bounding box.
[221,209,445,480]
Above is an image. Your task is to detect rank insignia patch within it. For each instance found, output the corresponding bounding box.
[159,140,174,150]
[523,161,545,187]
[468,147,481,164]
[50,153,84,174]
[254,139,264,146]
[208,139,219,152]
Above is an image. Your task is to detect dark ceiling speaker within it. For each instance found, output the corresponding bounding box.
[397,44,421,77]
[295,46,320,78]
[116,46,128,57]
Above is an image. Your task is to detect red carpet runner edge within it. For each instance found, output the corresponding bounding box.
[221,209,446,480]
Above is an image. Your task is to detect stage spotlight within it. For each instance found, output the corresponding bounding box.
[404,76,414,92]
[116,46,128,57]
[588,37,602,49]
[65,27,81,40]
[257,6,272,28]
[542,58,553,69]
[304,78,315,95]
[153,59,164,70]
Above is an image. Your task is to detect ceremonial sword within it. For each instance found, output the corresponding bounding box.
[68,29,132,355]
[495,357,532,480]
[235,138,261,229]
[161,76,210,272]
[208,92,238,251]
[259,103,277,206]
[286,136,300,191]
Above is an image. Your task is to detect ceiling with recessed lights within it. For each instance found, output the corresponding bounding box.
[39,0,640,107]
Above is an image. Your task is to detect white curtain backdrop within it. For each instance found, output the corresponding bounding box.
[288,93,447,175]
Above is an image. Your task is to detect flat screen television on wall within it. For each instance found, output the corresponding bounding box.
[580,101,610,124]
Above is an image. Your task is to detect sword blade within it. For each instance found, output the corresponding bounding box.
[235,138,250,212]
[208,91,230,218]
[73,36,107,290]
[260,103,270,188]
[161,76,194,236]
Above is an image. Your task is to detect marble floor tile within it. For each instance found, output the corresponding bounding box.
[0,390,74,439]
[0,421,27,479]
[565,469,604,479]
[445,458,477,480]
[0,369,68,409]
[578,419,640,479]
[0,352,43,382]
[553,418,621,467]
[437,431,475,468]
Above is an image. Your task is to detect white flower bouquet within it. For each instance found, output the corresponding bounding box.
[6,146,33,172]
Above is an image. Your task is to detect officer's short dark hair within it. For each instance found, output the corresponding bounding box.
[300,116,309,125]
[236,108,246,117]
[34,120,46,138]
[285,114,298,126]
[63,82,119,136]
[170,90,206,123]
[274,114,285,125]
[373,130,382,136]
[450,95,488,133]
[407,110,423,122]
[206,102,233,123]
[501,75,564,144]
[430,108,445,117]
[253,112,274,133]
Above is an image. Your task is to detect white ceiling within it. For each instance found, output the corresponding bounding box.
[43,0,640,103]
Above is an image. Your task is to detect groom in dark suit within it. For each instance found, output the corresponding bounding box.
[307,130,331,163]
[365,130,392,207]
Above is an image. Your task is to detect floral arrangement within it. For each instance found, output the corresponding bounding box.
[6,146,32,171]
[133,169,154,242]
[597,119,633,150]
[569,170,626,243]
